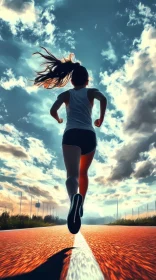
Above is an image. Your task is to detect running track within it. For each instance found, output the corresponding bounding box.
[0,225,155,280]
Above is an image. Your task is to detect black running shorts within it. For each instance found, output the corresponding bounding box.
[62,128,97,155]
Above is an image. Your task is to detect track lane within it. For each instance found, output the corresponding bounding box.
[0,226,74,279]
[0,225,155,280]
[81,225,156,280]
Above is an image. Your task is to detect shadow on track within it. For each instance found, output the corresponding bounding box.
[4,247,75,280]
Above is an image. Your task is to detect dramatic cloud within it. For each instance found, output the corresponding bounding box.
[101,42,117,64]
[99,25,156,183]
[0,0,37,25]
[0,143,28,159]
[0,68,37,94]
[134,160,155,179]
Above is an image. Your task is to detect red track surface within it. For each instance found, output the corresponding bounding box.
[81,226,156,280]
[0,225,155,280]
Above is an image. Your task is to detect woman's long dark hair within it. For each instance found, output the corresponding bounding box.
[31,46,88,89]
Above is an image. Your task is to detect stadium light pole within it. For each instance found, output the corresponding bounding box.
[42,202,44,218]
[138,207,139,218]
[117,197,118,220]
[37,200,39,216]
[147,203,148,217]
[19,191,22,215]
[30,195,32,219]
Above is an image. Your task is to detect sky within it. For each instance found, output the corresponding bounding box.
[0,0,156,220]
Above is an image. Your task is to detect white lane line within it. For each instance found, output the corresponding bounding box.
[66,231,104,280]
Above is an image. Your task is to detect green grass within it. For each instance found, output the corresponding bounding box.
[0,212,66,230]
[108,215,156,226]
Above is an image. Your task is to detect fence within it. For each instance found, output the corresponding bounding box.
[1,185,156,221]
[114,200,156,220]
[0,186,57,218]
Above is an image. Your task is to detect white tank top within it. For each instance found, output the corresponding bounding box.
[64,87,95,134]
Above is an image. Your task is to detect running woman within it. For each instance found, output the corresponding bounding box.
[32,47,107,234]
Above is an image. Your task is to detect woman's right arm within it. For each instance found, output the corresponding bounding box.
[91,88,107,127]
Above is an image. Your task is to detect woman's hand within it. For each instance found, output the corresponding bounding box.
[94,118,103,127]
[58,118,63,124]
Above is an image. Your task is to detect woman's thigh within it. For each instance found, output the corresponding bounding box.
[62,144,81,177]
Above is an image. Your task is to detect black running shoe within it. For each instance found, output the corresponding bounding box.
[79,204,83,217]
[67,193,83,234]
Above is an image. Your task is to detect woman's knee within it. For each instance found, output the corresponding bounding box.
[79,171,88,177]
[66,176,79,185]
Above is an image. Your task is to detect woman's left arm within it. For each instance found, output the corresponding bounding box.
[50,92,66,123]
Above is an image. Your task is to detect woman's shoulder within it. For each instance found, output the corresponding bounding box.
[87,88,97,92]
[87,88,99,99]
